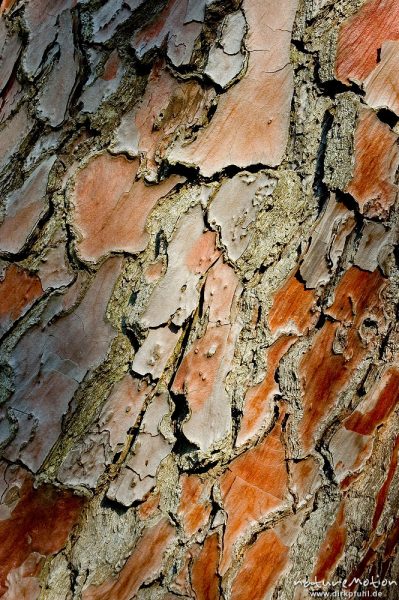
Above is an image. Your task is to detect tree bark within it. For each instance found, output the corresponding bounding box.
[0,0,398,598]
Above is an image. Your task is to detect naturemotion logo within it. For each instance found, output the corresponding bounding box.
[293,577,397,598]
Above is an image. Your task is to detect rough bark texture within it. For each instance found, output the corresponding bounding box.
[0,0,399,599]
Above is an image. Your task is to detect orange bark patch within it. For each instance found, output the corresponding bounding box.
[203,258,241,324]
[173,327,230,415]
[177,475,212,537]
[237,336,296,445]
[0,479,84,595]
[175,326,231,443]
[99,375,151,452]
[2,552,43,600]
[169,55,294,177]
[186,231,220,276]
[137,491,160,521]
[365,40,399,116]
[191,534,220,600]
[83,519,175,600]
[372,436,399,531]
[268,275,317,335]
[172,322,237,451]
[131,61,214,173]
[144,260,165,283]
[141,205,212,329]
[230,529,288,600]
[344,368,399,436]
[289,456,321,503]
[348,547,377,588]
[168,0,297,175]
[220,416,288,574]
[300,267,387,452]
[299,321,360,452]
[335,0,399,85]
[313,501,347,581]
[346,109,399,218]
[72,152,183,262]
[138,66,209,145]
[0,264,43,331]
[300,194,355,289]
[171,258,241,450]
[326,267,386,325]
[0,0,17,13]
[330,426,372,486]
[354,378,394,433]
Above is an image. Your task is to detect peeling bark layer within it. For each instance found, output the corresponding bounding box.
[0,0,399,599]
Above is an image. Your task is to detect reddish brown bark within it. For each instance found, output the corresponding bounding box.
[0,0,398,598]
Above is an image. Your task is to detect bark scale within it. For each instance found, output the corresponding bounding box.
[0,0,398,599]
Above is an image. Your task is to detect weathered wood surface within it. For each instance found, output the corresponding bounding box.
[0,0,398,598]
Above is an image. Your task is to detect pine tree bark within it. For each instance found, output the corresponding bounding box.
[0,0,398,598]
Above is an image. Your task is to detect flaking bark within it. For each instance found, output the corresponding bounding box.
[0,0,398,599]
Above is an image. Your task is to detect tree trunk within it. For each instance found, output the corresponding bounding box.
[0,0,398,598]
